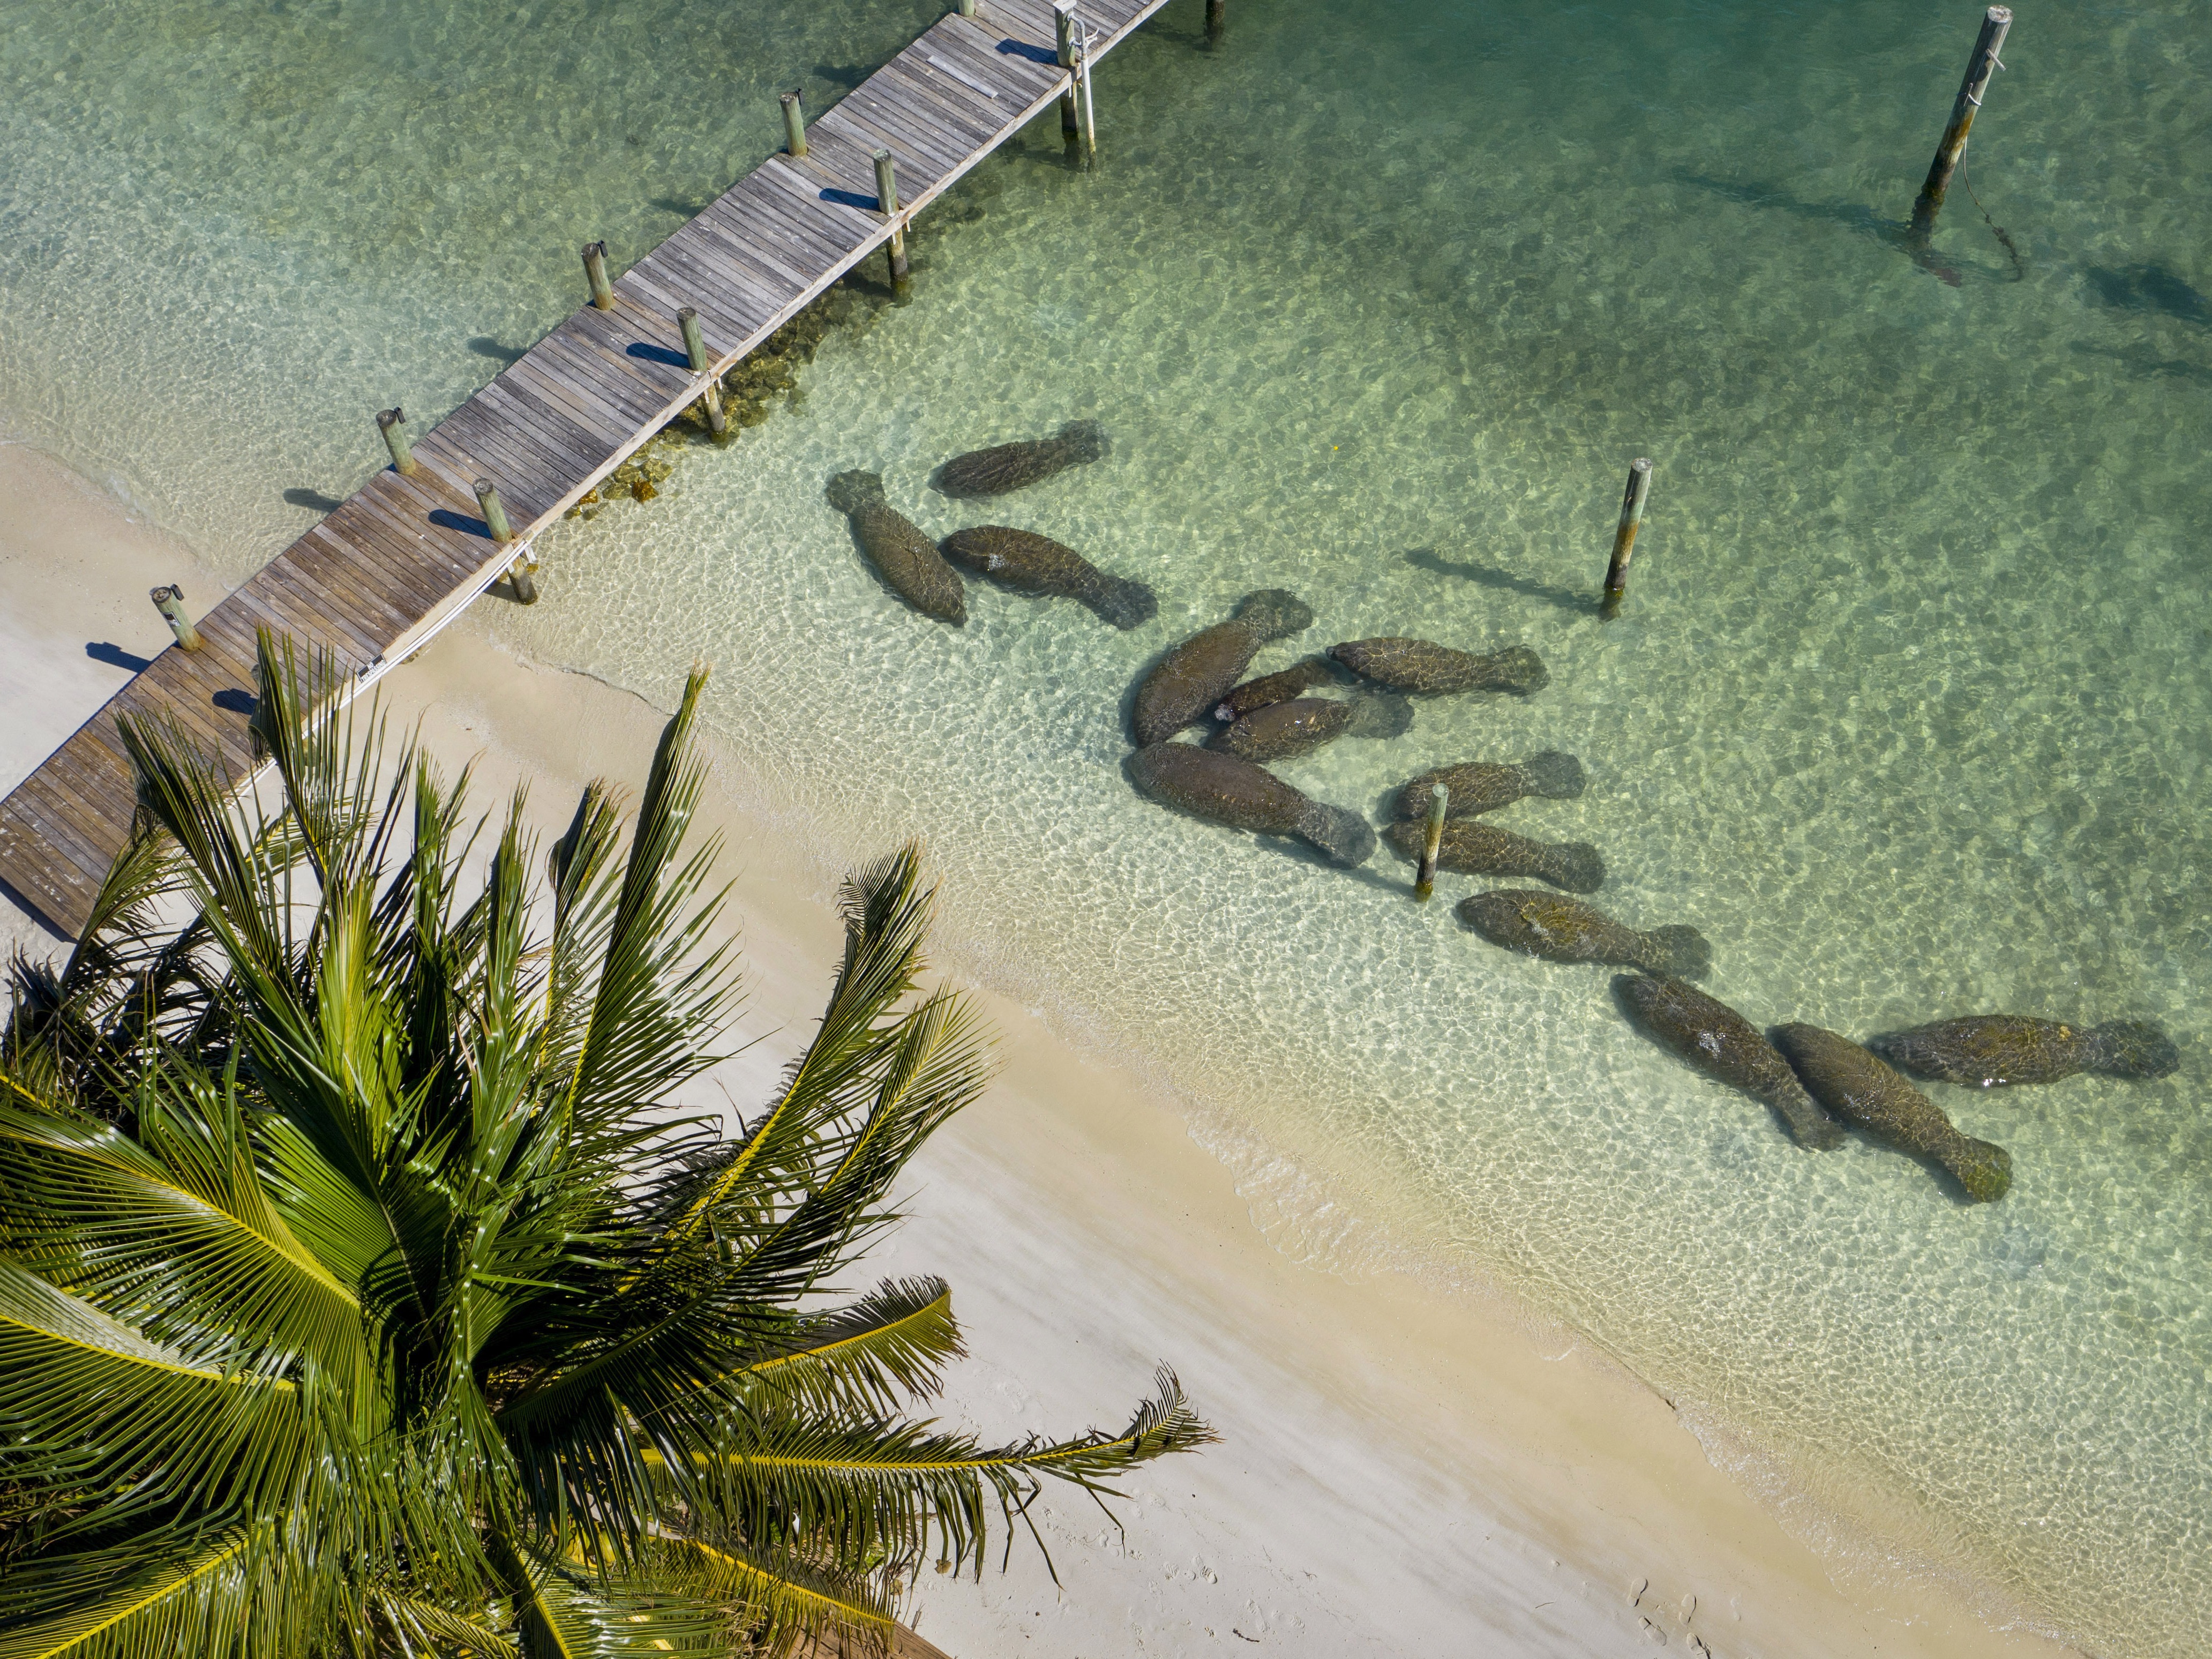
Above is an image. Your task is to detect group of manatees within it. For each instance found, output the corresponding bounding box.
[822,423,2183,1208]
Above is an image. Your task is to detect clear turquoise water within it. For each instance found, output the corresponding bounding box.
[5,1,2209,1653]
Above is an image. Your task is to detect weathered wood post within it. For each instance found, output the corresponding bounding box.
[1073,24,1098,159]
[507,558,539,604]
[873,149,910,287]
[1908,7,2013,249]
[1055,3,1080,144]
[475,479,515,544]
[1599,458,1653,621]
[581,241,616,310]
[1414,783,1449,901]
[956,0,977,14]
[780,90,808,159]
[149,586,204,652]
[377,407,418,476]
[678,308,729,437]
[1206,0,1224,40]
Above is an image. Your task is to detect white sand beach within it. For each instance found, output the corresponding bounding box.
[1,439,2082,1659]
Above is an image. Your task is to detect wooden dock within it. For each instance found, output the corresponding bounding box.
[0,0,1173,939]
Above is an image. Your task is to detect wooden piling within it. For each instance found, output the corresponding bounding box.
[507,557,540,606]
[475,480,515,545]
[581,241,616,311]
[149,586,204,653]
[1908,6,2012,248]
[1599,458,1653,621]
[1205,0,1224,39]
[678,307,729,437]
[873,149,910,286]
[376,407,418,476]
[780,90,808,159]
[1056,3,1080,141]
[1414,783,1448,902]
[1073,26,1098,158]
[956,0,977,14]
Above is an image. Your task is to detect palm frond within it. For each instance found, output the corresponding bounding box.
[735,1279,962,1419]
[643,1535,895,1659]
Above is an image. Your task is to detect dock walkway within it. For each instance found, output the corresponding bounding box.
[1,0,1169,938]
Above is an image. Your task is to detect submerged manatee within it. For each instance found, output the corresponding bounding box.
[1209,695,1414,764]
[1772,1024,2012,1201]
[1383,819,1604,893]
[1127,743,1374,866]
[938,526,1157,629]
[1612,975,1843,1149]
[1214,656,1344,723]
[1330,637,1548,697]
[825,470,965,625]
[1391,753,1586,820]
[1132,590,1315,745]
[1458,890,1709,978]
[932,420,1109,497]
[1872,1015,2179,1087]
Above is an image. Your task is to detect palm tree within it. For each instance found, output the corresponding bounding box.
[0,633,1210,1659]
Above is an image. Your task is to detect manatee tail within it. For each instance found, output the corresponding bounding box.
[1086,572,1158,631]
[1345,694,1415,740]
[1643,924,1711,980]
[826,468,886,515]
[1293,799,1376,867]
[1518,750,1586,799]
[1489,645,1550,695]
[2084,1019,2180,1079]
[1234,588,1315,640]
[1540,841,1606,894]
[1941,1135,2013,1203]
[1061,419,1110,464]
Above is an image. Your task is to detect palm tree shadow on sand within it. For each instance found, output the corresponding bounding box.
[1671,171,2009,288]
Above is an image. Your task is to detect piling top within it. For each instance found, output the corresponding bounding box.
[1986,5,2011,19]
[377,407,405,430]
[1631,457,1653,474]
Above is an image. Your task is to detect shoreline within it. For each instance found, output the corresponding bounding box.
[1,437,2083,1658]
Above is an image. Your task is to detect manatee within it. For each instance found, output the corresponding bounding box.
[1132,590,1314,745]
[1611,975,1843,1149]
[1214,656,1345,723]
[1457,890,1709,978]
[1391,753,1586,821]
[1329,637,1548,697]
[825,470,965,625]
[1772,1024,2012,1201]
[1383,819,1604,894]
[938,526,1157,629]
[1872,1015,2179,1088]
[932,420,1109,497]
[1127,743,1374,866]
[1209,695,1414,764]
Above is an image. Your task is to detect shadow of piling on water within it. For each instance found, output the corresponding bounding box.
[1404,547,1592,621]
[2082,261,2211,327]
[1670,170,2012,286]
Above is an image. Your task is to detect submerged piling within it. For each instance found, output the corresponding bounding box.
[149,586,204,652]
[377,407,418,476]
[1908,6,2012,250]
[873,149,910,287]
[581,241,615,311]
[475,480,515,545]
[1206,0,1224,40]
[1600,458,1654,621]
[780,90,808,159]
[1414,783,1448,902]
[678,307,729,437]
[507,557,539,605]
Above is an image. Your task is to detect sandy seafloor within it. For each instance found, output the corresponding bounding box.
[4,0,2210,1651]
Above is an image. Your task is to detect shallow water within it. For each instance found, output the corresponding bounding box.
[6,0,2210,1651]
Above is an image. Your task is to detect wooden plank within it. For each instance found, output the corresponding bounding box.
[705,183,852,272]
[675,205,826,300]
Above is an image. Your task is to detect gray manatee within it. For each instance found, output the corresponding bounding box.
[1383,819,1604,893]
[933,420,1109,497]
[1330,637,1548,697]
[1873,1015,2179,1087]
[1772,1024,2012,1201]
[1458,890,1708,977]
[1133,591,1314,745]
[1210,696,1414,764]
[1391,753,1586,820]
[1127,743,1374,866]
[1612,975,1843,1149]
[938,525,1156,629]
[826,470,965,625]
[1214,656,1345,723]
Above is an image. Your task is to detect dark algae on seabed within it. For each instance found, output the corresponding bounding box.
[1613,974,1844,1149]
[1392,753,1586,820]
[1330,637,1549,696]
[932,419,1110,497]
[1772,1025,2012,1201]
[1873,1014,2180,1087]
[1383,818,1604,893]
[939,525,1157,629]
[1127,743,1374,867]
[1210,694,1413,763]
[1132,589,1315,745]
[826,470,966,625]
[1458,890,1709,977]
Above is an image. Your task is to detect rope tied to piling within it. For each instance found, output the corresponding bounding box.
[1958,152,2024,280]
